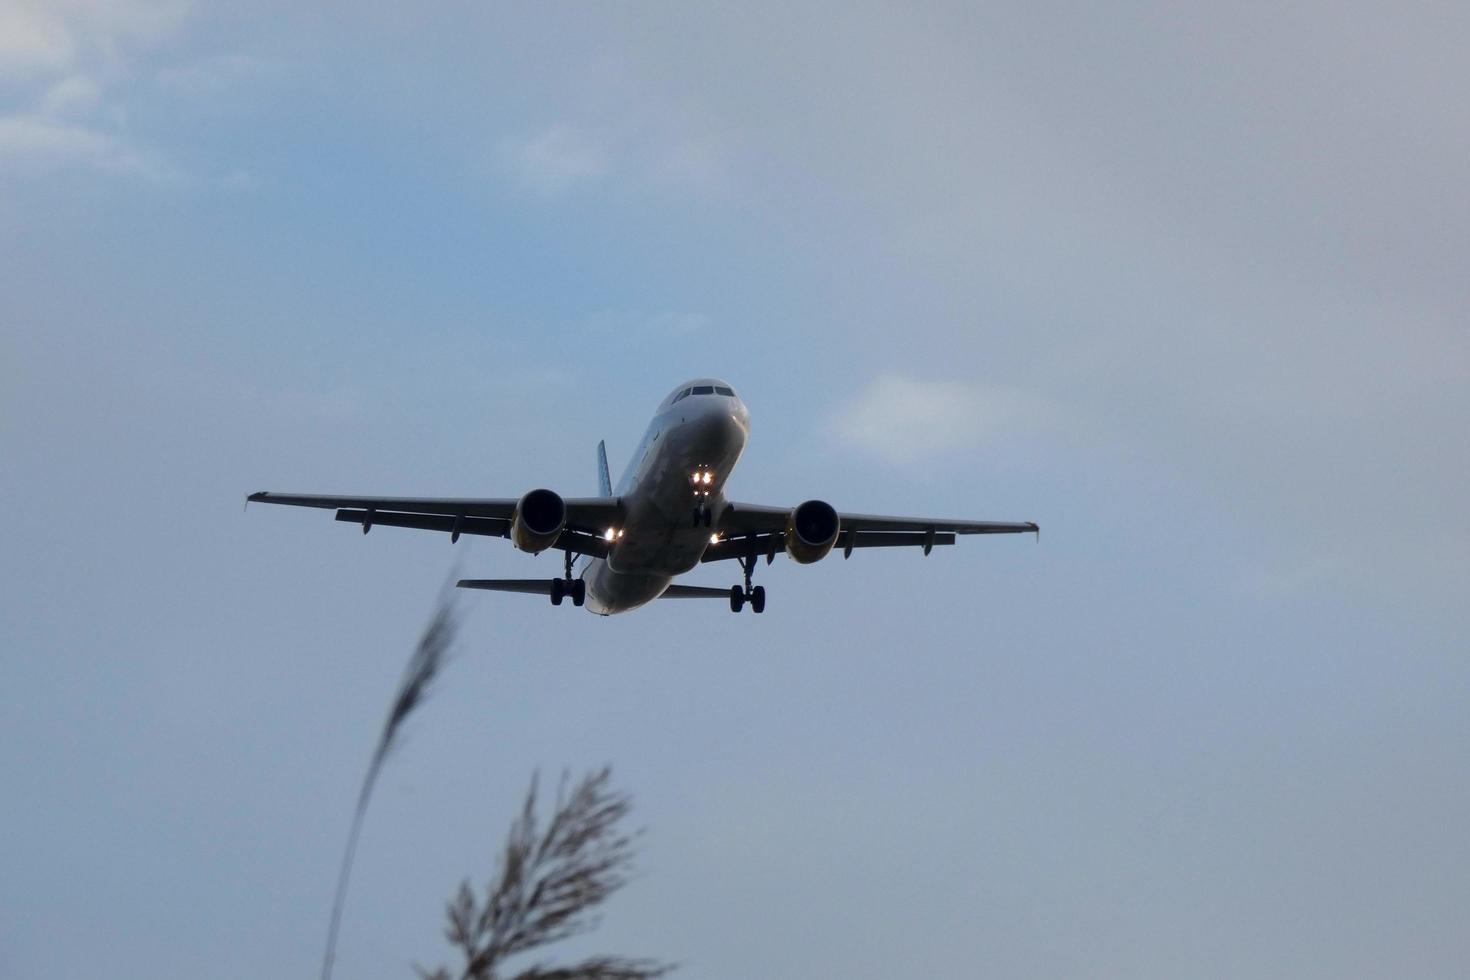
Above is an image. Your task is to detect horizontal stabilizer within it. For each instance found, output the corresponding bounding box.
[659,584,734,599]
[457,579,556,595]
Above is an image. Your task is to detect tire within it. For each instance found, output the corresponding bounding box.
[729,584,745,613]
[571,579,586,607]
[750,585,766,614]
[550,578,565,606]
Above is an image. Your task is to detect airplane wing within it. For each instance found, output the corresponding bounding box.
[710,501,1037,562]
[246,491,621,556]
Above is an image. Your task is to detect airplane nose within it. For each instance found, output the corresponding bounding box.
[689,404,747,447]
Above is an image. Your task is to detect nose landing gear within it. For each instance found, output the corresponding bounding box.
[729,549,766,613]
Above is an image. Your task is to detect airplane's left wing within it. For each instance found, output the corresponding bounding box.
[246,491,622,556]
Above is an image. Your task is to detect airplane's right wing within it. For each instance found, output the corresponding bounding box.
[710,500,1037,562]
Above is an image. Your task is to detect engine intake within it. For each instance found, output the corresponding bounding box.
[511,488,566,553]
[785,499,840,564]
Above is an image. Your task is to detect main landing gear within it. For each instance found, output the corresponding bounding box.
[729,552,766,614]
[550,550,586,607]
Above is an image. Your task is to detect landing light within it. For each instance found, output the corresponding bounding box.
[710,533,721,544]
[603,528,617,542]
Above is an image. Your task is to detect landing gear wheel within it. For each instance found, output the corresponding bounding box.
[749,585,766,614]
[729,584,745,613]
[550,578,565,606]
[571,579,586,607]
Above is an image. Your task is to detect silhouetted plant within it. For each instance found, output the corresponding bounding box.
[322,586,459,980]
[419,769,672,980]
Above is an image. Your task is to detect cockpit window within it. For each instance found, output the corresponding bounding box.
[672,387,692,403]
[715,386,734,396]
[692,385,715,395]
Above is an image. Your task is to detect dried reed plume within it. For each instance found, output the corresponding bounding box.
[321,585,459,980]
[419,768,673,980]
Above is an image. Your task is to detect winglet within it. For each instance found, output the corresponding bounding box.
[1030,522,1040,542]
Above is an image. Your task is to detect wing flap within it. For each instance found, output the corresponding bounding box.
[838,514,1038,535]
[700,529,956,563]
[843,530,956,549]
[336,509,510,538]
[333,509,610,557]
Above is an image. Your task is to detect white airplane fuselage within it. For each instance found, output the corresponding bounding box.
[584,380,750,615]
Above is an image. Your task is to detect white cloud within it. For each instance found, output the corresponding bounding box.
[0,111,177,180]
[829,374,1055,464]
[0,113,109,157]
[501,124,607,196]
[0,0,199,180]
[0,0,189,77]
[39,73,102,115]
[0,2,75,76]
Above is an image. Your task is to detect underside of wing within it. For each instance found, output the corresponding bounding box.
[248,490,620,556]
[701,529,957,563]
[719,500,1036,537]
[248,491,521,518]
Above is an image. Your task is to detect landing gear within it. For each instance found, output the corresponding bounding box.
[692,506,713,528]
[729,551,766,614]
[550,552,586,607]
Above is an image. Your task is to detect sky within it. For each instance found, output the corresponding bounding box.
[3,2,1468,977]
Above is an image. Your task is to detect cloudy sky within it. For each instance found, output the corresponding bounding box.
[3,2,1467,977]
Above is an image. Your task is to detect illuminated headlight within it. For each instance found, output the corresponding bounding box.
[709,533,720,544]
[603,527,617,542]
[702,472,713,484]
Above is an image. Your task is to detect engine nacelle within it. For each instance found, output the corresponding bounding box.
[785,499,840,564]
[511,488,567,553]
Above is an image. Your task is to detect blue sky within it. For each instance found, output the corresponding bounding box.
[3,3,1468,978]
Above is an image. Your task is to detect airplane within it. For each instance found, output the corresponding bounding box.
[247,378,1038,615]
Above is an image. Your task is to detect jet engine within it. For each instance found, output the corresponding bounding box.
[785,499,840,564]
[511,488,566,553]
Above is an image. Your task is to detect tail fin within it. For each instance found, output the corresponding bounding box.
[596,440,612,497]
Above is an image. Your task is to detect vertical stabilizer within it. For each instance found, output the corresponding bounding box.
[596,440,612,497]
